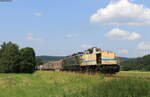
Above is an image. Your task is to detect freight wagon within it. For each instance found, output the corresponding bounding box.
[37,60,63,71]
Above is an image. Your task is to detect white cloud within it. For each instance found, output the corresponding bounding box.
[27,32,33,40]
[27,32,45,44]
[33,12,43,17]
[138,42,150,50]
[65,34,79,38]
[119,49,128,54]
[90,0,150,26]
[106,28,141,40]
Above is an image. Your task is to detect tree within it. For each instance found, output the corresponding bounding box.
[0,42,37,73]
[0,42,20,73]
[19,47,36,73]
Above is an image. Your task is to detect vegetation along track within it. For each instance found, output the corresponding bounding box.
[1,71,150,97]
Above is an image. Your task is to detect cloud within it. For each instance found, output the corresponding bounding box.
[106,28,141,40]
[65,34,79,38]
[90,0,150,26]
[27,32,33,40]
[33,12,43,17]
[119,49,128,54]
[26,32,45,44]
[138,42,150,50]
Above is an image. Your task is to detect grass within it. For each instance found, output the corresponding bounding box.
[0,71,150,97]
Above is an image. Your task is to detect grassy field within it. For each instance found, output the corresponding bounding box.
[0,71,150,97]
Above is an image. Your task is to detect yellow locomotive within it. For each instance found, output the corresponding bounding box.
[63,47,119,74]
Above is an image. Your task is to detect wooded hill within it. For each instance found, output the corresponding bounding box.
[36,56,65,63]
[120,54,150,71]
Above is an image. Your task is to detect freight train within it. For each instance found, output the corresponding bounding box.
[38,47,120,74]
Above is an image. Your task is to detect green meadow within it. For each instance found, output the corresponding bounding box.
[0,71,150,97]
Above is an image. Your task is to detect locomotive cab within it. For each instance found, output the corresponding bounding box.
[80,47,120,74]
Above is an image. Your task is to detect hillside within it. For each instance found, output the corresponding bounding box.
[120,54,150,71]
[0,71,150,97]
[36,56,66,63]
[118,57,129,62]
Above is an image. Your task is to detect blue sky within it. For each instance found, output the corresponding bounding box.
[0,0,150,57]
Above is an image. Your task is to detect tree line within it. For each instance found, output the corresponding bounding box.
[120,54,150,71]
[0,41,42,73]
[36,56,65,63]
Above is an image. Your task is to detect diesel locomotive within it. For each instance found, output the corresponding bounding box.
[63,47,120,74]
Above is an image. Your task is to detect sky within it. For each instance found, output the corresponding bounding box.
[0,0,150,57]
